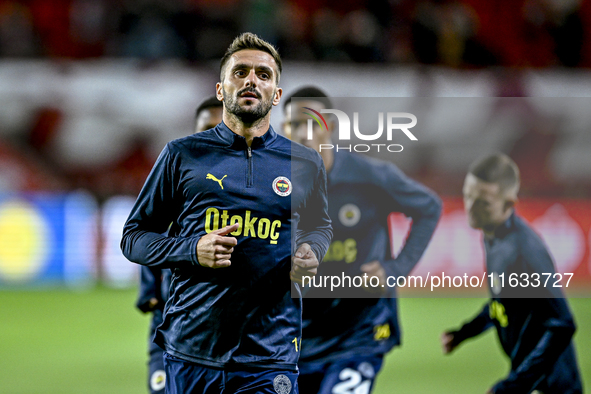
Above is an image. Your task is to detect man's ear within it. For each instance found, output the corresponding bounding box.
[272,87,283,106]
[216,82,223,101]
[504,196,517,213]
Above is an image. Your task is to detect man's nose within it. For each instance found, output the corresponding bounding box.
[245,70,257,87]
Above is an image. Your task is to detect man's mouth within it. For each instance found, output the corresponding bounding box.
[239,90,260,99]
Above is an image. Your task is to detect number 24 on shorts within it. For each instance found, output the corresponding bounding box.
[332,368,372,394]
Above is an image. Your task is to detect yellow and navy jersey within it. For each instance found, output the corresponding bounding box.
[300,151,442,368]
[454,214,583,394]
[122,122,332,371]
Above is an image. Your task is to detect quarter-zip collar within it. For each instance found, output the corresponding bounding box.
[215,121,277,150]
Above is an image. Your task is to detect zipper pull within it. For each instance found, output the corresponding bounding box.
[247,146,252,158]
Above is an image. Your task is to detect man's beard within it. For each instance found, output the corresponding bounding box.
[223,87,274,123]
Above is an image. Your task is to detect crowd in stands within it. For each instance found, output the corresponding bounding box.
[0,0,590,200]
[0,0,589,67]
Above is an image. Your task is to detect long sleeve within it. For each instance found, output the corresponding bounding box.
[377,162,442,278]
[121,144,200,269]
[452,303,494,343]
[295,159,333,262]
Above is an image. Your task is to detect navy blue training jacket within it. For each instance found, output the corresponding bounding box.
[453,213,583,394]
[121,122,332,371]
[300,151,442,370]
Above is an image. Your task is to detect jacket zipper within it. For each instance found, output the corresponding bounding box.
[246,146,253,188]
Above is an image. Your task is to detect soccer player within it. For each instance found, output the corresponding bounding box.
[122,33,332,394]
[193,96,224,134]
[135,95,223,394]
[283,87,442,393]
[441,153,583,394]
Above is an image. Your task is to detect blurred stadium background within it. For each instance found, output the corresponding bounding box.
[0,0,589,392]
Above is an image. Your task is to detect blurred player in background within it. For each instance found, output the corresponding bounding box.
[193,96,224,134]
[283,86,442,393]
[441,153,583,394]
[122,33,332,394]
[135,95,222,394]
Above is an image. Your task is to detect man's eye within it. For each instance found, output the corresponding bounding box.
[259,73,270,80]
[235,70,246,77]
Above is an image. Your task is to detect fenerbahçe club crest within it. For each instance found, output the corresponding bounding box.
[273,374,292,394]
[273,177,292,197]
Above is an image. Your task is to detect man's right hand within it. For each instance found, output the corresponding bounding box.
[441,331,460,354]
[196,224,239,268]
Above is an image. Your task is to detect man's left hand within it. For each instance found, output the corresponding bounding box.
[291,243,318,284]
[360,260,387,294]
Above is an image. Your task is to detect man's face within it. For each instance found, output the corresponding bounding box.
[216,49,282,123]
[463,173,512,233]
[283,100,332,152]
[195,106,223,133]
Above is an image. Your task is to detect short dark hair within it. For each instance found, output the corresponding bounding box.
[220,32,282,83]
[468,153,520,196]
[283,86,332,112]
[195,96,222,120]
